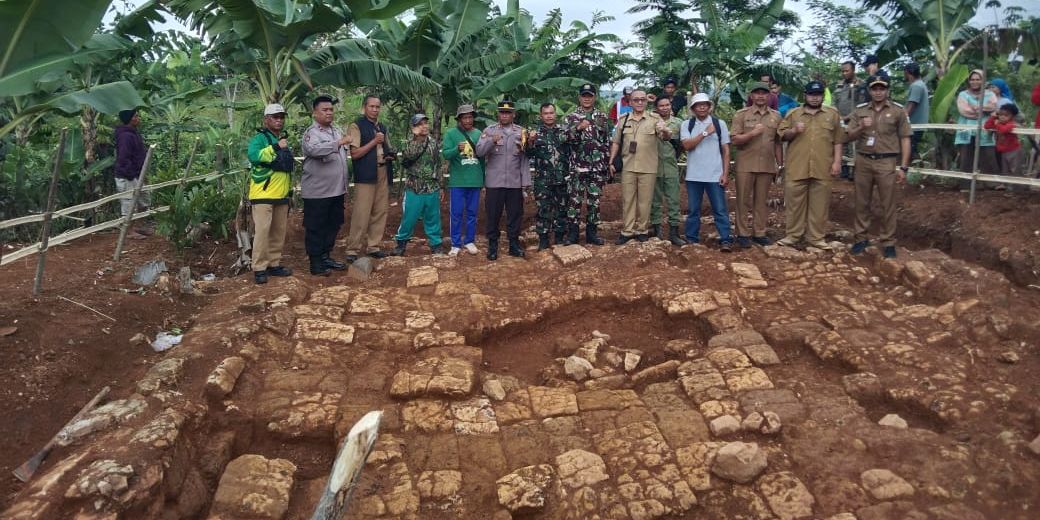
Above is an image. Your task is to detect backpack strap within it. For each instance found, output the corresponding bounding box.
[711,116,724,157]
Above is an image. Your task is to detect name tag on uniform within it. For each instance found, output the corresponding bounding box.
[866,136,875,147]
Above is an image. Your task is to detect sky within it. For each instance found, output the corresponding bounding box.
[110,0,1026,81]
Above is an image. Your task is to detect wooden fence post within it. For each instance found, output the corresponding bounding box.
[179,138,201,191]
[112,145,156,261]
[32,128,69,297]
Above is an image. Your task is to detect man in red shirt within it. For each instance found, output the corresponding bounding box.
[610,86,633,123]
[1032,82,1040,128]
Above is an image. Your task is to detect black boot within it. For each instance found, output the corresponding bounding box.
[538,233,551,251]
[309,256,331,276]
[668,225,687,246]
[565,224,580,246]
[322,253,345,270]
[586,224,605,245]
[649,224,660,238]
[487,240,499,260]
[508,238,525,257]
[554,229,567,245]
[392,239,407,257]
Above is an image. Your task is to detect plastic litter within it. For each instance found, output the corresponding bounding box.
[202,273,216,281]
[132,260,168,286]
[150,332,183,352]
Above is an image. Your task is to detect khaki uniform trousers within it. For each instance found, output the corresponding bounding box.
[735,171,773,238]
[853,156,899,247]
[346,167,389,255]
[621,170,656,236]
[783,177,831,243]
[251,203,289,271]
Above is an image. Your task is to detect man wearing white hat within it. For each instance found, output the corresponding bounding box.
[246,103,295,284]
[680,93,734,251]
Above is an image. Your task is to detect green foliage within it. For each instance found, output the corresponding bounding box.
[153,174,244,250]
[931,64,970,123]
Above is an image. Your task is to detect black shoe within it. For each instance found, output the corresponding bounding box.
[565,224,580,246]
[321,255,346,270]
[430,243,444,255]
[850,240,869,255]
[345,255,358,264]
[309,257,331,276]
[254,271,268,284]
[719,242,733,253]
[555,230,567,244]
[736,236,752,249]
[368,250,388,259]
[586,224,605,246]
[267,265,293,276]
[649,224,660,238]
[392,240,407,257]
[668,225,687,246]
[616,234,633,245]
[487,241,499,260]
[752,236,772,246]
[635,233,649,243]
[538,234,551,251]
[508,239,525,258]
[883,246,897,258]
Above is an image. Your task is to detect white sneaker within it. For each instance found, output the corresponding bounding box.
[448,247,461,257]
[464,243,479,255]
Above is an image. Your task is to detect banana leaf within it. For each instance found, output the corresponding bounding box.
[930,64,969,124]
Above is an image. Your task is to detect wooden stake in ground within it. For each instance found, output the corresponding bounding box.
[32,128,69,297]
[12,385,111,482]
[113,145,156,261]
[309,411,382,520]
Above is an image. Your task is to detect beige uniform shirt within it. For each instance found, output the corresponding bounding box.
[777,106,845,181]
[613,111,664,174]
[731,106,782,174]
[846,101,912,154]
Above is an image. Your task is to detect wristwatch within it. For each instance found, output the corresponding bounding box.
[898,166,909,172]
[701,131,709,137]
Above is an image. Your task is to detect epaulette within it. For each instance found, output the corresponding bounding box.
[890,101,904,108]
[856,102,869,108]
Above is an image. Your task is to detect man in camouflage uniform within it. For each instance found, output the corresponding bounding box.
[526,103,570,250]
[649,96,686,246]
[563,83,612,245]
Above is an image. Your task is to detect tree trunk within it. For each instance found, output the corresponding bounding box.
[81,107,99,214]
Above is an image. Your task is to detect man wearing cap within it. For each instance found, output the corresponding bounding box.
[662,77,686,119]
[441,104,485,256]
[903,63,929,159]
[301,95,351,276]
[845,75,912,259]
[777,81,845,250]
[834,61,866,181]
[114,108,152,239]
[564,83,612,245]
[747,74,780,111]
[680,92,734,250]
[609,88,668,244]
[610,86,634,124]
[477,99,532,260]
[345,95,395,261]
[247,103,295,284]
[863,55,880,77]
[730,82,783,248]
[525,103,570,250]
[393,114,444,256]
[649,96,686,246]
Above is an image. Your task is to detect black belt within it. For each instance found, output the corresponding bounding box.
[858,152,899,160]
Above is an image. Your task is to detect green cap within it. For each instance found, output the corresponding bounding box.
[749,81,770,93]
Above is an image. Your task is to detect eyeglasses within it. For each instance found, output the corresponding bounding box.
[631,97,647,102]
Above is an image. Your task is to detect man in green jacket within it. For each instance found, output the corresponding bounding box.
[247,103,295,284]
[440,104,485,257]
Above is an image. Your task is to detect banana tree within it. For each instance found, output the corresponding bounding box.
[863,0,983,79]
[164,0,435,106]
[0,0,144,139]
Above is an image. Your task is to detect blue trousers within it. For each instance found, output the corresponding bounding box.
[449,187,481,247]
[684,181,732,244]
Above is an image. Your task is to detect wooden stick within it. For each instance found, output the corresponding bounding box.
[12,386,111,482]
[32,128,68,297]
[179,139,200,192]
[113,145,155,261]
[57,295,116,322]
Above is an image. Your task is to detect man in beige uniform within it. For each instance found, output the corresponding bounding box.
[845,75,911,259]
[777,80,845,249]
[345,95,395,260]
[608,88,667,243]
[730,82,783,248]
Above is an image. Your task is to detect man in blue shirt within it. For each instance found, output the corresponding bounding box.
[679,93,733,252]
